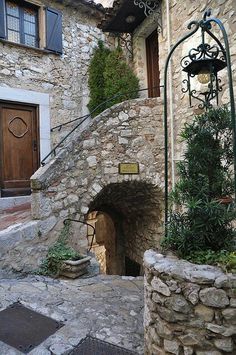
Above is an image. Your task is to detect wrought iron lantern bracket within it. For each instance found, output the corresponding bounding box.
[163,9,236,233]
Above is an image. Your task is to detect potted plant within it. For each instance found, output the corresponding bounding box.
[162,106,236,264]
[39,222,91,278]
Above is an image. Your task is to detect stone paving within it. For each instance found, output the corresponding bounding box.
[0,273,144,355]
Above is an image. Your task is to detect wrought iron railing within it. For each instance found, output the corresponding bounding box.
[64,218,96,252]
[41,86,163,166]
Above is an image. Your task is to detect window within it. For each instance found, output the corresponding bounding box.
[6,1,38,47]
[0,0,63,54]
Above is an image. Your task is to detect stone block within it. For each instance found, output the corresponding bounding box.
[182,283,200,305]
[151,277,171,296]
[222,308,236,324]
[184,346,193,355]
[194,304,214,322]
[157,306,189,322]
[164,339,179,354]
[165,294,191,314]
[179,333,200,347]
[214,337,233,352]
[199,287,229,308]
[206,323,236,336]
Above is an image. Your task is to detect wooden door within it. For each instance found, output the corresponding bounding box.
[0,102,39,197]
[146,29,160,98]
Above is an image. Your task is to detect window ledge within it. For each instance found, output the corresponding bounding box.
[0,39,61,55]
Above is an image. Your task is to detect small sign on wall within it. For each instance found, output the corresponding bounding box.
[118,163,139,174]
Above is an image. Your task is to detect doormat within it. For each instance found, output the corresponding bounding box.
[69,336,138,355]
[0,302,63,353]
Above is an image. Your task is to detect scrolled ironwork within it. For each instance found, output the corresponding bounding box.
[133,0,162,29]
[118,33,133,60]
[181,79,189,94]
[133,0,160,17]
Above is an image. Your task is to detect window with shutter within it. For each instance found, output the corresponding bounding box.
[0,0,63,54]
[6,0,39,47]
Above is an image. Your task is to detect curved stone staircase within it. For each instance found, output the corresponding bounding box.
[0,97,165,272]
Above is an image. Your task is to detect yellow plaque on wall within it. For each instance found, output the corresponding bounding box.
[119,163,139,174]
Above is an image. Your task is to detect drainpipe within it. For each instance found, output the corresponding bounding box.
[165,0,175,187]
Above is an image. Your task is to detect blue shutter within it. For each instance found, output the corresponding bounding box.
[0,0,6,39]
[45,7,62,54]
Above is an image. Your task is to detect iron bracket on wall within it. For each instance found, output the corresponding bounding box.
[117,33,133,60]
[133,0,162,30]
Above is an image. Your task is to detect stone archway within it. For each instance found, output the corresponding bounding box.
[87,180,164,276]
[86,210,120,275]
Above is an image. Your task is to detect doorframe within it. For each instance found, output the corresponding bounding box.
[0,102,40,196]
[0,86,50,162]
[133,16,161,98]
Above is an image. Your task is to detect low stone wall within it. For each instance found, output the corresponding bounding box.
[144,250,236,355]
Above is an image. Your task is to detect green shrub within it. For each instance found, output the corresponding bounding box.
[104,47,139,108]
[87,44,139,117]
[162,107,236,258]
[185,250,236,272]
[87,41,111,117]
[38,222,82,277]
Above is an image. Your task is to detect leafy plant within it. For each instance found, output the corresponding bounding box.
[87,43,139,117]
[162,107,236,259]
[39,222,82,277]
[185,250,236,273]
[104,47,139,108]
[87,41,111,117]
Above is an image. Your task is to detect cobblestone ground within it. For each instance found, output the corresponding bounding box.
[0,273,144,355]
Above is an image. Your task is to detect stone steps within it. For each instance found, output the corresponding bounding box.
[0,196,57,272]
[0,202,32,232]
[0,196,31,213]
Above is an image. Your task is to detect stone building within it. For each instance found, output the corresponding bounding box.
[0,0,108,198]
[99,0,236,185]
[0,0,235,278]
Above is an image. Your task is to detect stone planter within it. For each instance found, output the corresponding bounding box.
[59,256,91,279]
[144,250,236,355]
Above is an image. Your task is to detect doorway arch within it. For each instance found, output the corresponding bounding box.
[87,180,164,276]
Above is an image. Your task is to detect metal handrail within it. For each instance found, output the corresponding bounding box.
[64,218,96,252]
[41,86,163,165]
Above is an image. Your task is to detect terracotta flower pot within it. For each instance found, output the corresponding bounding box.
[59,255,91,279]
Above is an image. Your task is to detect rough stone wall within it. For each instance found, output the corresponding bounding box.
[133,0,236,173]
[30,98,165,272]
[0,0,111,143]
[144,250,236,355]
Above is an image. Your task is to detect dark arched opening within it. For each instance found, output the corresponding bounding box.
[86,180,164,276]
